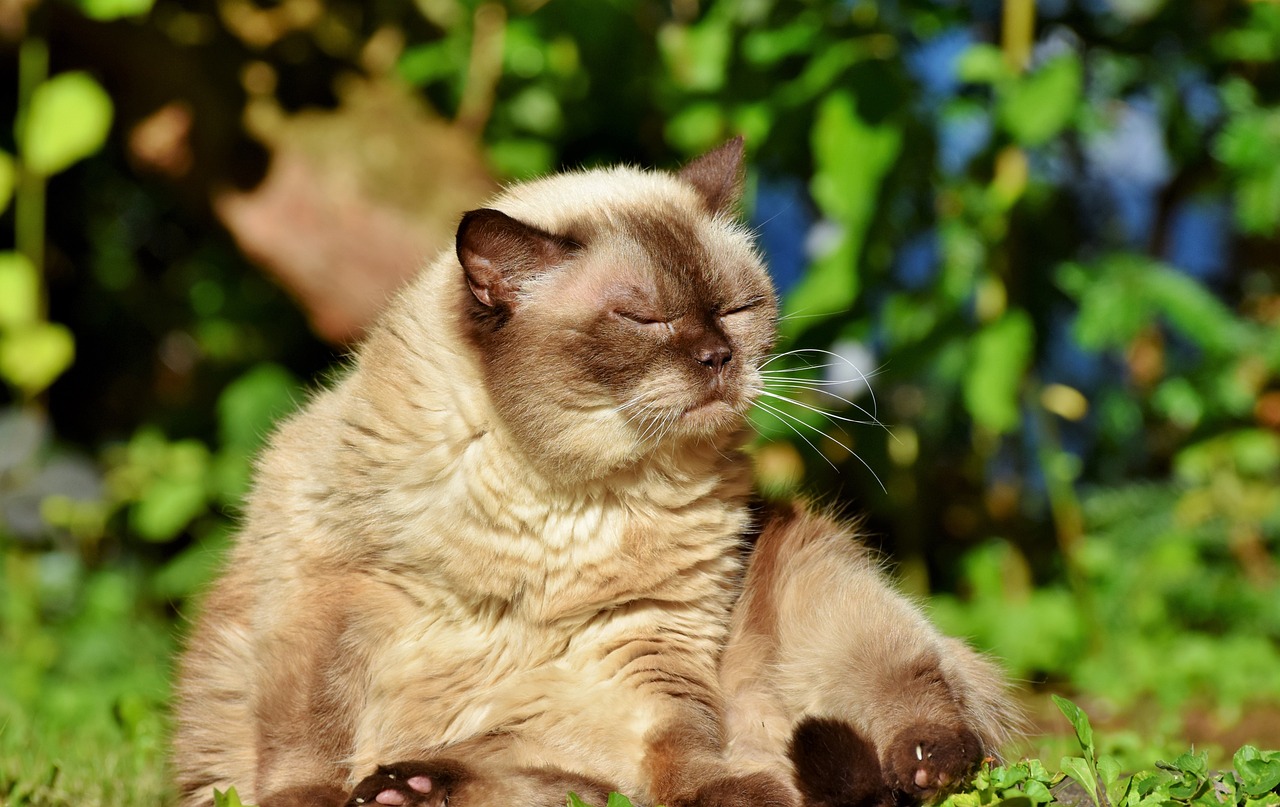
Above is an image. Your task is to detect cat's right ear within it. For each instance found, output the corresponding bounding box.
[678,136,745,215]
[456,209,576,309]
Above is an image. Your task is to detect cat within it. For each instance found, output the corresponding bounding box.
[172,138,1019,807]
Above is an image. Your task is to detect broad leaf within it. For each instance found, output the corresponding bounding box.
[1053,695,1097,759]
[998,55,1082,146]
[784,91,901,335]
[964,309,1034,434]
[71,0,156,20]
[1060,756,1101,807]
[20,72,114,176]
[216,363,302,452]
[0,321,74,394]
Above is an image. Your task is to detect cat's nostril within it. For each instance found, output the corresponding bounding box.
[696,344,733,372]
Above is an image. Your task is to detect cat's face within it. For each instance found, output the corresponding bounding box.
[456,140,777,477]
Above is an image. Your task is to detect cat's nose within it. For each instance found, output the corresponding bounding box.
[696,344,733,372]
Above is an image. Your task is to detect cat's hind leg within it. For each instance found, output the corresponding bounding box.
[723,501,1021,805]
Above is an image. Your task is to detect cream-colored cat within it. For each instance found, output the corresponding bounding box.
[173,140,1018,807]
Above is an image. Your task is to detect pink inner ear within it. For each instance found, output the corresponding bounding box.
[465,270,495,307]
[455,208,575,308]
[678,136,746,214]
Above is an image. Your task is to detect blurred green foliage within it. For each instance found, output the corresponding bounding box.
[1,0,1279,802]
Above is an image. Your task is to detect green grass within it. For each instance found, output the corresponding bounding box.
[1,556,174,807]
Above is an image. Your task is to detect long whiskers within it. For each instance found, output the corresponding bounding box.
[751,347,890,490]
[751,399,887,492]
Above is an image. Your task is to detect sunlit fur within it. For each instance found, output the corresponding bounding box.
[173,143,1020,807]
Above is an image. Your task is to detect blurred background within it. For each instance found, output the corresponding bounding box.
[1,0,1278,803]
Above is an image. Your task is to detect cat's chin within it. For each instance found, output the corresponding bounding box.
[677,397,747,435]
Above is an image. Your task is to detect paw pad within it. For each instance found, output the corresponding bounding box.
[884,724,983,799]
[346,763,449,807]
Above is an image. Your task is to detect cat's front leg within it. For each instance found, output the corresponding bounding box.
[343,761,457,807]
[643,711,798,807]
[343,758,615,807]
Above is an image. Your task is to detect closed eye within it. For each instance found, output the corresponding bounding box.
[720,298,763,318]
[613,310,670,329]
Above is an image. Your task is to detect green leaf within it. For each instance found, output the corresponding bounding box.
[741,15,821,65]
[1022,779,1053,804]
[217,363,301,453]
[1052,696,1097,760]
[0,150,15,214]
[20,72,114,176]
[151,527,232,599]
[958,44,1013,84]
[1060,756,1101,807]
[130,475,208,542]
[1059,255,1251,355]
[1098,756,1127,804]
[998,55,1082,146]
[963,309,1034,434]
[783,91,901,336]
[487,138,555,181]
[0,252,39,328]
[213,787,251,807]
[1098,756,1122,787]
[1212,94,1280,235]
[605,794,636,807]
[665,103,728,156]
[809,91,903,224]
[1239,759,1280,797]
[0,322,75,395]
[70,0,156,21]
[567,793,595,807]
[1171,751,1208,777]
[659,18,732,92]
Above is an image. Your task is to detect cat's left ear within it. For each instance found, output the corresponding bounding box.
[678,136,745,215]
[456,208,576,309]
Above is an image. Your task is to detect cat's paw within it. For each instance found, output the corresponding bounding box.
[882,724,982,800]
[346,762,464,807]
[684,771,796,807]
[788,717,894,807]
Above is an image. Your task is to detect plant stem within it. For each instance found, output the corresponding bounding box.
[1002,0,1035,72]
[16,13,49,306]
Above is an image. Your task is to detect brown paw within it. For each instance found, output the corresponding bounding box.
[882,724,982,800]
[684,772,795,807]
[346,761,466,807]
[788,717,894,807]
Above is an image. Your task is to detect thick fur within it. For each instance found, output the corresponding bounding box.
[173,141,1020,807]
[722,502,1018,806]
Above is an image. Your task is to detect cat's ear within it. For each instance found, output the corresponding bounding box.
[456,208,575,308]
[678,136,746,215]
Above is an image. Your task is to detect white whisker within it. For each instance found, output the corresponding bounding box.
[757,390,883,430]
[753,400,838,473]
[757,348,883,427]
[760,379,883,427]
